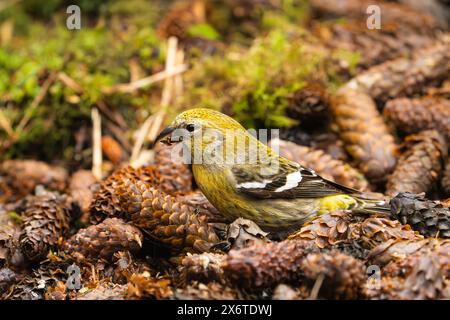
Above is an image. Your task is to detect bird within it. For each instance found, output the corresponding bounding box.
[155,108,389,234]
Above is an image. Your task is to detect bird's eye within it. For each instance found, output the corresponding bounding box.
[186,124,195,132]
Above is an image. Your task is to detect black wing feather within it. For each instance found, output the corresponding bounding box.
[232,162,360,199]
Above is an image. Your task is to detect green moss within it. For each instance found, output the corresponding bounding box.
[0,2,165,161]
[181,28,346,129]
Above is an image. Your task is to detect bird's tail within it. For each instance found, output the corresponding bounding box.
[317,194,391,215]
[353,195,391,215]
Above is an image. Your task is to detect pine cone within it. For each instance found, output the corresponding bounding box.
[179,252,226,285]
[0,160,67,200]
[177,190,223,222]
[382,241,450,278]
[76,282,127,300]
[286,84,330,127]
[223,240,318,290]
[68,170,97,224]
[315,21,435,70]
[157,0,209,43]
[346,36,450,102]
[154,143,193,194]
[90,166,160,224]
[390,192,450,238]
[397,254,447,299]
[330,89,397,182]
[386,130,447,197]
[384,97,450,143]
[101,136,123,165]
[19,191,70,262]
[289,210,419,252]
[357,216,422,250]
[90,166,219,252]
[310,0,439,33]
[120,178,219,252]
[368,238,449,266]
[63,218,143,262]
[273,139,370,191]
[367,242,450,299]
[288,210,356,249]
[175,281,239,300]
[443,159,450,196]
[300,251,365,299]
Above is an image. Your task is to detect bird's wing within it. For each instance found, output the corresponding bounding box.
[231,159,360,199]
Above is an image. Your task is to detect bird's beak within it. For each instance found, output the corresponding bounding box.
[154,125,176,145]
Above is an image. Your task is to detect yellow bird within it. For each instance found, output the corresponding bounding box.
[156,108,388,234]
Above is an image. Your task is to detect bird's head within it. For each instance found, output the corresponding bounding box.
[155,108,259,165]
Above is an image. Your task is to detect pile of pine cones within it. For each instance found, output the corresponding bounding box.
[1,0,450,300]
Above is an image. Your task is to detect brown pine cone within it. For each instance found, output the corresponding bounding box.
[315,21,435,70]
[19,191,70,262]
[286,83,330,126]
[223,240,318,290]
[397,254,447,299]
[382,240,450,278]
[310,0,439,33]
[101,136,123,165]
[346,36,450,102]
[119,178,219,252]
[0,160,67,200]
[384,97,450,143]
[386,130,447,197]
[273,139,370,191]
[357,216,422,250]
[63,218,143,262]
[289,210,420,252]
[90,166,219,252]
[300,251,365,299]
[154,143,193,194]
[175,281,239,300]
[367,242,450,299]
[390,192,450,238]
[177,190,223,222]
[89,166,160,224]
[68,170,97,224]
[443,159,450,196]
[179,252,225,285]
[288,210,356,249]
[330,89,397,182]
[157,0,209,43]
[368,238,449,266]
